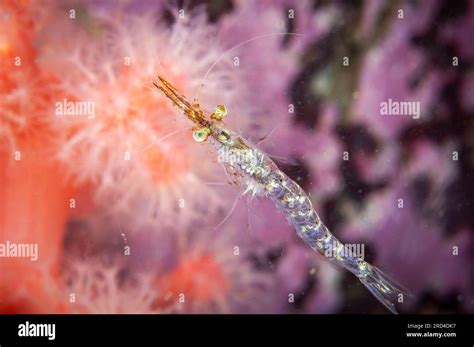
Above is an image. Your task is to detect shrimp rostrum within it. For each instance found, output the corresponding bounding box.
[154,76,411,313]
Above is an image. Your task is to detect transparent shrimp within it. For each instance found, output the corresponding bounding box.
[154,76,411,313]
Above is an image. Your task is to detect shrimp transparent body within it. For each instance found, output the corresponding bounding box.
[154,76,411,313]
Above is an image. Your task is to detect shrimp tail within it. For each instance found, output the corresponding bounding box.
[358,264,413,314]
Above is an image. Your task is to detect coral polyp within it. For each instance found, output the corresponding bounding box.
[0,1,60,151]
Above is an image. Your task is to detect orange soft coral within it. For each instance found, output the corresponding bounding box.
[0,0,80,313]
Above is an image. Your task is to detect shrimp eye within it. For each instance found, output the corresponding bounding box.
[193,127,211,142]
[217,129,230,142]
